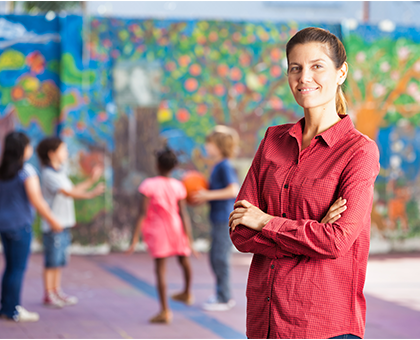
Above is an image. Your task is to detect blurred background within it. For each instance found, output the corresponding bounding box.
[1,1,420,254]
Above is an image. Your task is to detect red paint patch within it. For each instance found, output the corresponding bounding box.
[270,65,282,78]
[184,78,199,92]
[11,86,25,101]
[230,67,242,81]
[214,84,226,96]
[189,64,202,76]
[177,108,190,123]
[197,104,207,116]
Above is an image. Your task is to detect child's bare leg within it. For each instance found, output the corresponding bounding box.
[43,268,55,293]
[155,258,169,312]
[150,258,172,323]
[54,268,62,292]
[171,256,194,305]
[178,256,192,295]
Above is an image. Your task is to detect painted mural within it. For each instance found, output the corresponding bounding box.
[80,18,341,245]
[0,15,60,146]
[1,15,420,251]
[344,24,420,243]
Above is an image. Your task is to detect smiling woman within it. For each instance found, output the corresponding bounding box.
[229,27,380,339]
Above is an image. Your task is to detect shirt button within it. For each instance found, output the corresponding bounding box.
[271,264,274,269]
[284,184,289,189]
[282,213,286,217]
[267,297,270,302]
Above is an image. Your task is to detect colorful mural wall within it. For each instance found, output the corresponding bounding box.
[344,25,420,247]
[0,15,61,150]
[1,15,419,251]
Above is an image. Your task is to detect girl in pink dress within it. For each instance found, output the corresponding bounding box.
[126,147,195,324]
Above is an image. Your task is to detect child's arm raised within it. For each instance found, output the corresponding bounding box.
[61,166,105,200]
[178,198,199,258]
[126,194,150,255]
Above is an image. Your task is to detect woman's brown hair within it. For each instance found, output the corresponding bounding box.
[286,27,347,115]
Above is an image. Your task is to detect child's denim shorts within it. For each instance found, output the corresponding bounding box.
[42,228,71,268]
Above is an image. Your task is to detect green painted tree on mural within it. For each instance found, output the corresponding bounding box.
[159,21,299,157]
[344,32,420,235]
[345,33,420,141]
[90,19,301,158]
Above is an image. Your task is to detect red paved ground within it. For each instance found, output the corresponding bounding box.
[1,251,420,339]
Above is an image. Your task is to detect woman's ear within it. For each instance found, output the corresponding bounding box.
[338,62,348,85]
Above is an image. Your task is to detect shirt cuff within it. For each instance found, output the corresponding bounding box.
[262,216,288,241]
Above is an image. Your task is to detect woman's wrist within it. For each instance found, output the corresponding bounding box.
[260,214,275,230]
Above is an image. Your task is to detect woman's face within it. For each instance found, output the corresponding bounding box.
[287,42,347,112]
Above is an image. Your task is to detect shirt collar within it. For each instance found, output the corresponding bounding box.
[288,114,354,148]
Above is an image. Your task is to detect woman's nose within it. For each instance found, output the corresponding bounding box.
[299,68,312,83]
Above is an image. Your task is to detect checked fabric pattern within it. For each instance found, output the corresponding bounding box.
[230,115,380,339]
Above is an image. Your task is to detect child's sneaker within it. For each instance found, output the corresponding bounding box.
[14,306,40,322]
[202,296,236,311]
[43,291,65,308]
[55,290,78,306]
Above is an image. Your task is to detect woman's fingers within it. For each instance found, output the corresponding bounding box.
[234,199,251,209]
[229,207,246,219]
[330,197,346,211]
[327,205,347,219]
[230,217,243,232]
[328,214,342,224]
[229,209,246,227]
[321,200,347,224]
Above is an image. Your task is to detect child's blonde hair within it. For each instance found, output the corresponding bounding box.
[205,125,239,158]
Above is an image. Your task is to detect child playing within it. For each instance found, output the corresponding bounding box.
[126,146,195,324]
[191,125,239,311]
[36,137,105,308]
[0,131,64,322]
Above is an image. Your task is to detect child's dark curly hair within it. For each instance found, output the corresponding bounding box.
[156,146,178,173]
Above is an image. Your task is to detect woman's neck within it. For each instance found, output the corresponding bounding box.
[303,103,341,139]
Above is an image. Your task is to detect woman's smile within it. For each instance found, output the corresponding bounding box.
[298,87,319,93]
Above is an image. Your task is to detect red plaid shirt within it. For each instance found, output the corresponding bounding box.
[231,115,380,339]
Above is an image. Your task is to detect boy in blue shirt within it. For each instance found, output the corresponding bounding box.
[191,125,239,311]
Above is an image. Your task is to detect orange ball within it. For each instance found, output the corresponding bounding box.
[182,171,208,205]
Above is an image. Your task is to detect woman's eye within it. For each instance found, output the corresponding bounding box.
[289,66,299,72]
[313,65,323,69]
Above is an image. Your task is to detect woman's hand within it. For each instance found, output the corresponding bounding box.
[229,200,274,232]
[321,197,347,224]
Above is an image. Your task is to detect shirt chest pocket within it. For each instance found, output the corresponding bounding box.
[296,177,340,221]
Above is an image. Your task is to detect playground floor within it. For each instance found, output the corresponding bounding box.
[1,251,420,339]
